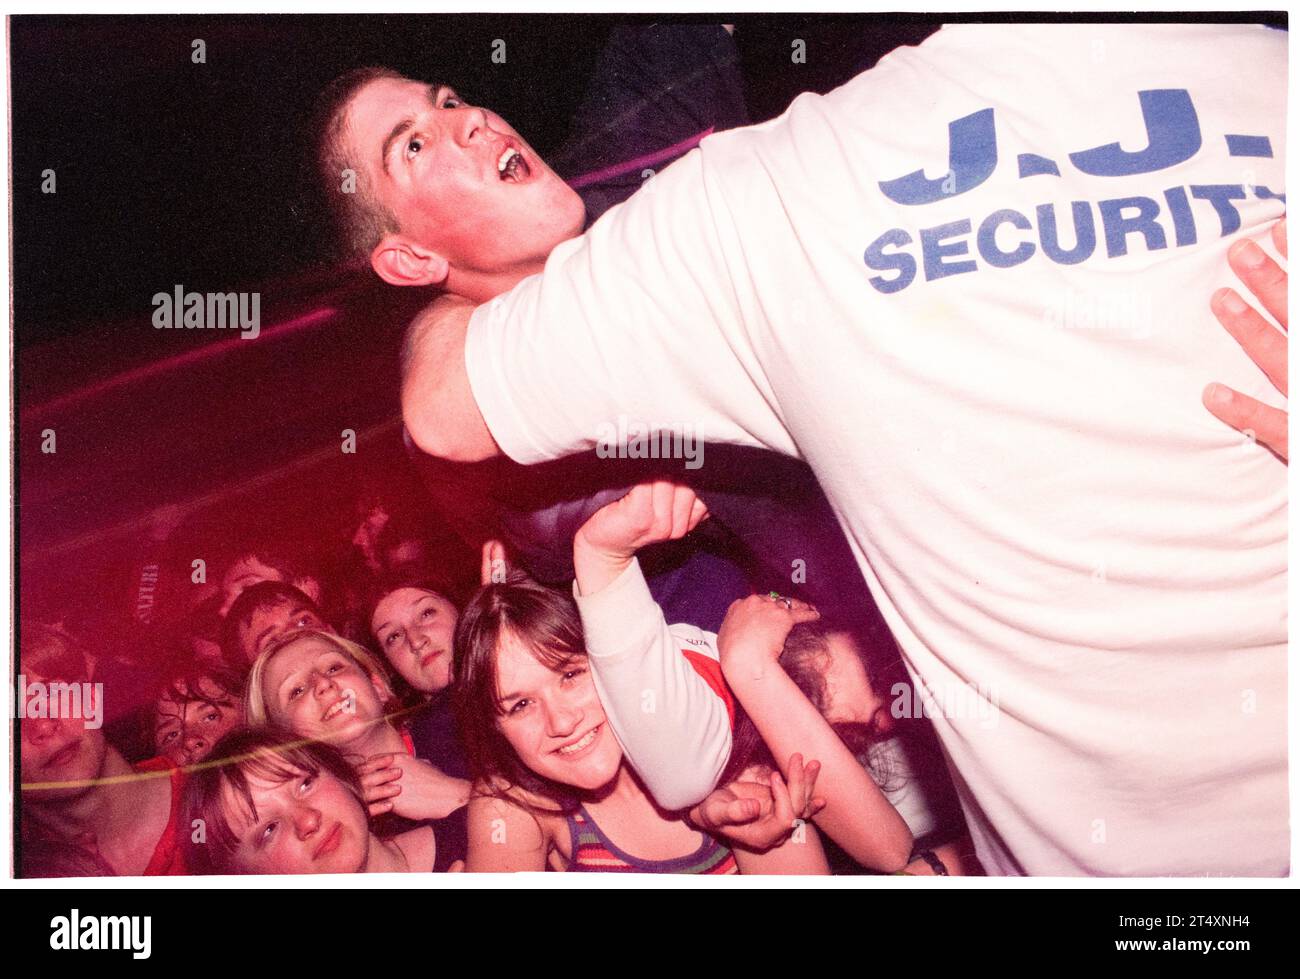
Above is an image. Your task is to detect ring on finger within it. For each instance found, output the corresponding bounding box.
[767,590,794,610]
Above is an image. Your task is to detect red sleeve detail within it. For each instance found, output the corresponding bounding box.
[680,649,736,730]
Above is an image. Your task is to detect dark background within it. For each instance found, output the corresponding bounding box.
[11,14,940,347]
[10,13,941,632]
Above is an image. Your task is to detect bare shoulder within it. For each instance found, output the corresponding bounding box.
[464,780,563,872]
[399,294,497,462]
[400,293,477,384]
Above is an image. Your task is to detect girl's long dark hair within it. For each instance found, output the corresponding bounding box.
[451,572,588,816]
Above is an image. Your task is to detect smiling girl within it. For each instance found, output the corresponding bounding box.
[182,729,442,874]
[244,629,469,867]
[453,575,829,874]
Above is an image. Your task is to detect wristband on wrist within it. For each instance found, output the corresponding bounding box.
[912,847,950,876]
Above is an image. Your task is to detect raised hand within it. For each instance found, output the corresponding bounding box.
[717,592,819,683]
[577,480,708,559]
[480,538,508,586]
[573,480,708,595]
[1203,217,1287,461]
[357,753,470,820]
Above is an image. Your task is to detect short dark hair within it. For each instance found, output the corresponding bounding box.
[221,538,318,587]
[220,580,325,669]
[153,652,245,713]
[181,727,365,875]
[311,66,406,262]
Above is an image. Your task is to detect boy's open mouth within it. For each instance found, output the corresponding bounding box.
[498,147,531,182]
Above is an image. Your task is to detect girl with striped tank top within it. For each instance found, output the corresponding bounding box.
[453,572,829,874]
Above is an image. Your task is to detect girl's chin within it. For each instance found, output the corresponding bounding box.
[534,756,617,793]
[422,675,451,695]
[560,759,623,794]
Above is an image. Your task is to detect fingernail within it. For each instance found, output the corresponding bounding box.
[1217,289,1248,314]
[1206,383,1234,407]
[1232,239,1267,268]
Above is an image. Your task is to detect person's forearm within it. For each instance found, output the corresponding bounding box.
[729,668,912,871]
[572,531,634,597]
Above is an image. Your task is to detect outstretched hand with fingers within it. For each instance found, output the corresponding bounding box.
[1204,217,1288,461]
[689,754,825,852]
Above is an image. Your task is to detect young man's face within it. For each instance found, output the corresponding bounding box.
[237,600,333,667]
[343,77,585,279]
[20,669,109,803]
[154,681,245,767]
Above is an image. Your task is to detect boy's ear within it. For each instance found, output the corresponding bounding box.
[371,233,450,288]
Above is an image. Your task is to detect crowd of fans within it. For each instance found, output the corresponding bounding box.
[18,469,977,876]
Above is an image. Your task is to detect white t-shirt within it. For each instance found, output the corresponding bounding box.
[465,23,1288,876]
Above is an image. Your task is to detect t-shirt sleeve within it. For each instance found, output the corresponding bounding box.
[573,558,734,811]
[464,145,798,466]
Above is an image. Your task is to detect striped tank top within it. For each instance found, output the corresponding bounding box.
[562,805,737,874]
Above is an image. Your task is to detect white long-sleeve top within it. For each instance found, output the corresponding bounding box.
[573,558,734,811]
